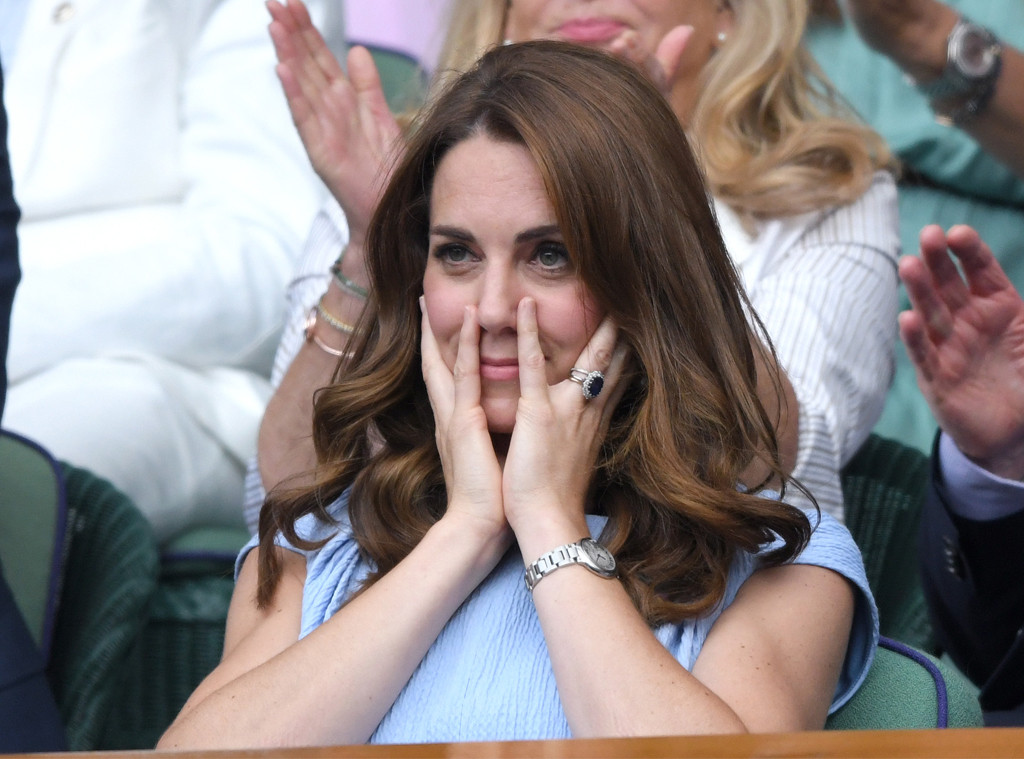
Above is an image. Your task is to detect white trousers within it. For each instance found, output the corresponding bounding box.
[4,355,268,543]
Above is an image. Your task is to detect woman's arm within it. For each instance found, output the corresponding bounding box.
[159,514,510,749]
[504,303,856,735]
[253,0,403,500]
[165,303,516,749]
[691,564,855,730]
[256,235,369,498]
[528,560,852,736]
[841,0,1024,179]
[749,340,800,485]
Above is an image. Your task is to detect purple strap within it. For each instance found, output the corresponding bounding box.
[879,635,949,728]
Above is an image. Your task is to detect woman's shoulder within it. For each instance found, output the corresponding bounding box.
[235,491,354,580]
[776,508,880,712]
[787,510,870,585]
[779,170,898,250]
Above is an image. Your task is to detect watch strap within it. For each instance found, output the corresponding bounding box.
[934,53,1002,126]
[524,538,615,592]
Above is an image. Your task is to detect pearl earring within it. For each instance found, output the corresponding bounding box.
[717,31,727,43]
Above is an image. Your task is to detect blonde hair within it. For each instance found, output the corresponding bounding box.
[431,0,891,222]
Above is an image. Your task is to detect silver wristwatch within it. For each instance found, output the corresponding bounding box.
[912,17,1002,125]
[524,537,617,592]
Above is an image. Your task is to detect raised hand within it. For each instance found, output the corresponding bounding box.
[501,300,629,543]
[267,0,403,247]
[899,224,1024,479]
[420,301,509,541]
[607,24,693,100]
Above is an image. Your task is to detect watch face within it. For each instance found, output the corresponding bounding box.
[954,25,999,79]
[581,539,616,574]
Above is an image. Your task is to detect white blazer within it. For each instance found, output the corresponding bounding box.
[3,0,343,536]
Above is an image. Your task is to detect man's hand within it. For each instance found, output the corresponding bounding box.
[900,224,1024,479]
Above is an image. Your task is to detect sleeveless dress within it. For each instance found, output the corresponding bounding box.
[238,491,878,743]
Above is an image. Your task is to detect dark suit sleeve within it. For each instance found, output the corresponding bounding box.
[0,559,67,752]
[0,65,22,421]
[920,434,1024,715]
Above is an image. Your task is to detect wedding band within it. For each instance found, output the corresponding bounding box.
[568,368,605,400]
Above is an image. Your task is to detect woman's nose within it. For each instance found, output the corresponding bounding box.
[475,264,521,334]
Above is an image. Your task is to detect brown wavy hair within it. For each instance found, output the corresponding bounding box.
[257,41,811,624]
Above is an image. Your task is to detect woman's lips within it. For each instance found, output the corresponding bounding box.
[479,359,520,382]
[556,18,627,44]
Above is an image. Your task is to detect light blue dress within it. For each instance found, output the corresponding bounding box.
[238,491,878,743]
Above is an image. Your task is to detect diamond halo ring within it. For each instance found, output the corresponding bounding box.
[568,368,605,400]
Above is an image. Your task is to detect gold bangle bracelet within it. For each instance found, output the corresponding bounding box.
[316,300,355,334]
[309,333,349,358]
[304,305,352,358]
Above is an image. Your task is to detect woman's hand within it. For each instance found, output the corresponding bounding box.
[502,299,629,544]
[267,0,403,247]
[421,301,509,542]
[607,24,693,100]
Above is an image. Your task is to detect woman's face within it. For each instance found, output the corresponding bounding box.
[503,0,733,122]
[422,133,603,435]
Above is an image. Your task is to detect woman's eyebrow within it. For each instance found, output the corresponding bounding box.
[429,224,562,244]
[515,225,561,244]
[429,224,474,241]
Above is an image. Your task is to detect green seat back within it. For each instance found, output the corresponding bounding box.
[826,641,982,729]
[365,45,428,113]
[828,434,982,729]
[46,464,159,751]
[0,430,67,658]
[101,573,235,749]
[99,526,246,749]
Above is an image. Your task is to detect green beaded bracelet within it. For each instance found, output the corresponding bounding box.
[330,247,369,299]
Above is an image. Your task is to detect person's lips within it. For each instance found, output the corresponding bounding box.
[556,17,627,44]
[479,357,519,382]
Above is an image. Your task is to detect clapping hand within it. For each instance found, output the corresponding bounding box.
[267,0,403,247]
[606,25,693,101]
[900,224,1024,479]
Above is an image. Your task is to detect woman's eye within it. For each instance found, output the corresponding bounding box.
[535,243,569,269]
[435,244,473,264]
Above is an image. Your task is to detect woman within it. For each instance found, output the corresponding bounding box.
[249,0,899,528]
[161,42,875,748]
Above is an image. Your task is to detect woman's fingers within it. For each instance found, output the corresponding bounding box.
[595,341,633,429]
[654,24,693,90]
[420,298,455,424]
[292,0,346,82]
[452,306,483,414]
[515,298,548,402]
[347,46,403,183]
[564,314,622,407]
[606,24,692,97]
[349,46,395,127]
[516,302,629,439]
